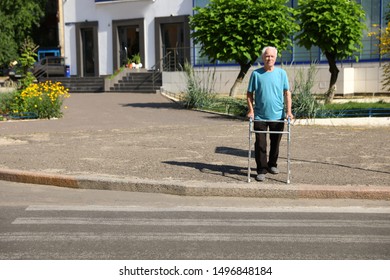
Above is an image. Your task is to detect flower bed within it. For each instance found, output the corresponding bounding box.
[0,80,70,120]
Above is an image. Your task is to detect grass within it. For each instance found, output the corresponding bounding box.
[190,97,390,119]
[201,97,247,117]
[324,101,390,110]
[318,100,390,118]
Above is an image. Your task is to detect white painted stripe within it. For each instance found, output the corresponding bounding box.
[12,217,390,228]
[1,232,390,243]
[25,205,390,214]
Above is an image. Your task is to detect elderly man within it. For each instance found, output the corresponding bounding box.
[246,46,294,182]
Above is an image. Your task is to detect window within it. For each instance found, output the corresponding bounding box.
[192,0,389,66]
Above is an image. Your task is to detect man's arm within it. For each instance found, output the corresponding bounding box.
[284,89,294,119]
[247,91,254,119]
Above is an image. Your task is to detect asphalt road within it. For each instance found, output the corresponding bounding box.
[1,181,389,260]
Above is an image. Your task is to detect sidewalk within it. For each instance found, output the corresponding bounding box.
[0,92,389,200]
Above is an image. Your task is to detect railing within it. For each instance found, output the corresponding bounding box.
[150,51,173,90]
[33,57,66,81]
[154,45,389,72]
[33,65,48,80]
[164,48,186,71]
[185,44,389,67]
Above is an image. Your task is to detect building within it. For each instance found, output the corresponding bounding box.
[60,0,192,77]
[59,0,389,95]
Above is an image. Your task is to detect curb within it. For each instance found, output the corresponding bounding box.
[0,168,78,188]
[1,168,389,200]
[293,117,390,127]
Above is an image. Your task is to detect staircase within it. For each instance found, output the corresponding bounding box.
[40,77,105,93]
[39,70,162,94]
[109,71,162,93]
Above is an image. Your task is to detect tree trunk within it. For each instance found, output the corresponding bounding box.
[324,52,339,104]
[229,62,252,97]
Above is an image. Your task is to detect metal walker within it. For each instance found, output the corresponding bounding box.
[247,118,291,184]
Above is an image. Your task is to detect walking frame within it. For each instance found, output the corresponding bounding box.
[247,118,291,184]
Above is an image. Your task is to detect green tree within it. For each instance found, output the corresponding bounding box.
[190,0,299,97]
[19,38,39,89]
[296,0,366,104]
[0,0,46,67]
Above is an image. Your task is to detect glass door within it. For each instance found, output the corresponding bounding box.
[161,23,185,71]
[118,26,140,67]
[81,28,95,76]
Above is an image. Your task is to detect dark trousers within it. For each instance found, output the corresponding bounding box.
[254,121,285,174]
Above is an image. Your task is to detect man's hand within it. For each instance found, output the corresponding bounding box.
[286,112,294,120]
[247,110,254,120]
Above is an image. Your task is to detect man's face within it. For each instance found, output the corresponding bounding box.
[262,49,276,68]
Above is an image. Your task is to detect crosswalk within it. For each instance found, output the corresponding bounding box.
[11,216,390,228]
[1,205,390,259]
[3,231,390,244]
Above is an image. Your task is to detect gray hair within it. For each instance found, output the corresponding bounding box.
[262,46,278,57]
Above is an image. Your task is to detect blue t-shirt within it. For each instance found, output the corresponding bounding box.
[247,67,289,120]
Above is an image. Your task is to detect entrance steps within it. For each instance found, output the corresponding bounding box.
[39,69,162,94]
[40,77,105,93]
[108,70,162,93]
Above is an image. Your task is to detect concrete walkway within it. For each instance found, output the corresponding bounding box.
[0,92,389,199]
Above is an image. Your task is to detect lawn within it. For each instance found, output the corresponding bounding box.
[195,97,390,118]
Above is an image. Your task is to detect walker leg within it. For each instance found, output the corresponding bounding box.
[247,119,252,183]
[286,118,291,184]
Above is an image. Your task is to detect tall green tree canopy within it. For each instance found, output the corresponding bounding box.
[296,0,366,103]
[0,0,46,67]
[190,0,299,96]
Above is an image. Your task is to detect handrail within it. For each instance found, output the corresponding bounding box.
[33,57,66,81]
[165,47,185,71]
[150,51,172,90]
[150,51,172,72]
[33,63,49,80]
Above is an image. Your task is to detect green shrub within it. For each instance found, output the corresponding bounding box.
[0,81,70,120]
[0,91,15,115]
[182,62,216,109]
[209,97,247,117]
[18,80,70,119]
[291,64,325,119]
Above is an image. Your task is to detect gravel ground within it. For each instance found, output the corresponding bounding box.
[0,92,389,186]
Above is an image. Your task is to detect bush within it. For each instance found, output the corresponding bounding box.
[291,64,325,119]
[1,80,70,120]
[20,80,70,119]
[182,62,216,109]
[206,97,247,117]
[0,91,15,115]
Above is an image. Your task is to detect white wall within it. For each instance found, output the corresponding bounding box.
[62,0,385,95]
[162,62,385,96]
